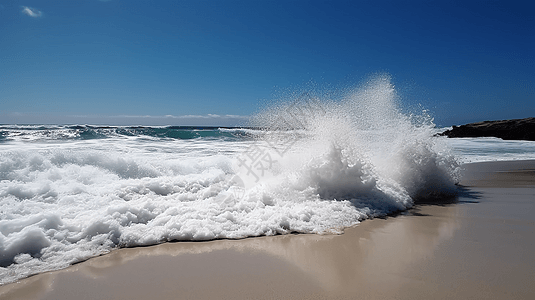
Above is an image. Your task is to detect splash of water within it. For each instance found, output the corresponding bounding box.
[239,74,460,206]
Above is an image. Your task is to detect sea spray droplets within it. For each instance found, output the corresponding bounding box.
[247,74,459,204]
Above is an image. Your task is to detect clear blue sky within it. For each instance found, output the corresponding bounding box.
[1,0,533,126]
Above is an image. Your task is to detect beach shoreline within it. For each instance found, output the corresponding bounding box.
[1,160,534,299]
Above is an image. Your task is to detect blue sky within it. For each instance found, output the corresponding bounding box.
[1,0,533,126]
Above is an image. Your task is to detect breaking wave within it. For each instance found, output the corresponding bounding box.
[0,74,459,284]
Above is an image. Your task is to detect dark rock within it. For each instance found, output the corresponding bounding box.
[441,117,535,141]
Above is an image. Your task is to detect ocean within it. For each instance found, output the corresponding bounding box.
[1,76,534,285]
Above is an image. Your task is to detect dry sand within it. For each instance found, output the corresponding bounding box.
[1,160,534,299]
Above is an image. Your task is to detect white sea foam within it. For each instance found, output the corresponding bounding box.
[446,137,535,163]
[0,75,461,284]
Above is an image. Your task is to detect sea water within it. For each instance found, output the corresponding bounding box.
[447,137,535,163]
[1,75,533,285]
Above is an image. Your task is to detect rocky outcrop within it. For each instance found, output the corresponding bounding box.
[441,117,535,141]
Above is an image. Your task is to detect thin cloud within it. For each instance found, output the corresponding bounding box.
[1,112,250,126]
[21,6,42,17]
[113,114,249,120]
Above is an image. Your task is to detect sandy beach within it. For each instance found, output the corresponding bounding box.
[1,160,534,300]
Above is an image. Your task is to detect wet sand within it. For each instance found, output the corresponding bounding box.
[1,160,534,299]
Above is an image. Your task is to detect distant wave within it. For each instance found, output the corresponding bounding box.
[0,125,261,142]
